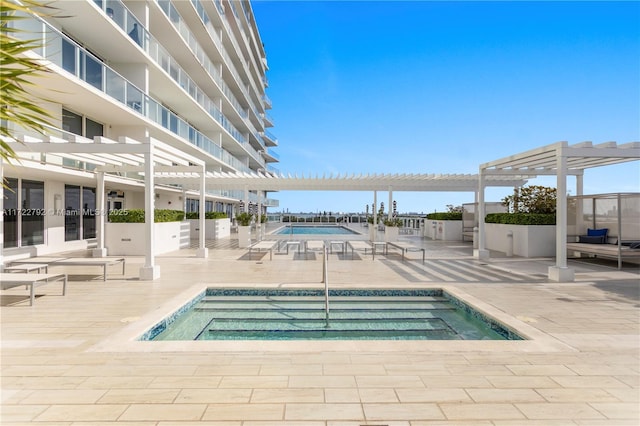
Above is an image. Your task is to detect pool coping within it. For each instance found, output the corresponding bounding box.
[87,282,576,353]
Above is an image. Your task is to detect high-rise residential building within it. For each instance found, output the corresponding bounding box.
[2,0,278,258]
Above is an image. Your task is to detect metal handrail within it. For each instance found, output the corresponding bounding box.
[323,246,329,318]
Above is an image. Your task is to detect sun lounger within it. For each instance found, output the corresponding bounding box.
[329,240,345,254]
[347,240,374,259]
[386,241,426,263]
[306,240,325,252]
[371,241,387,259]
[3,263,49,273]
[11,257,125,281]
[248,240,278,260]
[53,258,125,281]
[285,240,302,254]
[0,273,67,306]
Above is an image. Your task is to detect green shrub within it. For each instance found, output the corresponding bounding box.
[236,212,253,226]
[108,209,184,223]
[426,212,462,221]
[383,218,403,227]
[485,213,555,225]
[185,212,228,220]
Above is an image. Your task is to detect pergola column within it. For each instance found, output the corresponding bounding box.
[196,165,208,258]
[92,171,108,257]
[140,142,160,280]
[474,168,489,260]
[549,148,574,282]
[257,190,263,241]
[388,187,393,221]
[0,157,4,271]
[372,191,377,241]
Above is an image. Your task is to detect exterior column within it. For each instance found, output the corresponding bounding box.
[549,148,574,282]
[196,166,207,258]
[474,168,489,259]
[257,190,263,241]
[140,143,160,280]
[372,191,377,241]
[0,157,4,271]
[576,172,584,196]
[388,187,393,221]
[92,171,107,257]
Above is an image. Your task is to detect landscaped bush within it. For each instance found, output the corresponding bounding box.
[185,211,228,220]
[235,212,253,226]
[383,218,403,227]
[485,213,555,225]
[108,209,184,223]
[426,212,462,221]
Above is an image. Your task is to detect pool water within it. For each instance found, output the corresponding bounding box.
[275,225,359,235]
[143,289,523,341]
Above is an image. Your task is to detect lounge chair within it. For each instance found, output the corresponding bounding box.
[347,240,375,259]
[248,240,278,260]
[305,240,325,252]
[0,273,67,305]
[386,241,426,263]
[11,257,125,281]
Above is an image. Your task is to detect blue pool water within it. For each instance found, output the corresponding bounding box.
[141,288,523,341]
[275,225,359,235]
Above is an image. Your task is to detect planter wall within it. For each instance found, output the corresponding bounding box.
[188,218,230,240]
[237,225,251,248]
[106,222,190,255]
[384,226,399,242]
[484,223,556,257]
[426,220,463,241]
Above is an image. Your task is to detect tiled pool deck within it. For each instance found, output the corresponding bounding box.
[1,231,639,424]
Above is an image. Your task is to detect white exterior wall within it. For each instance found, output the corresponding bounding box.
[485,223,556,257]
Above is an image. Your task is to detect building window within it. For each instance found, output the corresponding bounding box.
[62,108,104,138]
[86,117,103,139]
[62,109,82,136]
[65,185,96,241]
[3,178,18,248]
[83,187,96,239]
[65,185,80,241]
[21,180,45,246]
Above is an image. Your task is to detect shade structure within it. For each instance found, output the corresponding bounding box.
[476,140,640,282]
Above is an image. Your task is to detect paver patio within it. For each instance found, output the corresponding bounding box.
[1,232,638,424]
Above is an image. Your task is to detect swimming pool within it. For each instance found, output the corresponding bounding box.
[275,225,359,235]
[141,288,523,341]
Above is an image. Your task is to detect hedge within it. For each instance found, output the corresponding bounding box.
[108,209,185,223]
[426,212,462,221]
[185,212,228,220]
[485,213,555,225]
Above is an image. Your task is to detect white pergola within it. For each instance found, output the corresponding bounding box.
[477,140,640,282]
[155,171,529,232]
[2,134,529,280]
[4,136,637,282]
[0,135,208,280]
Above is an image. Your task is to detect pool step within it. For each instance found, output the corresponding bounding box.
[208,317,452,330]
[206,317,459,340]
[202,329,460,340]
[203,295,449,303]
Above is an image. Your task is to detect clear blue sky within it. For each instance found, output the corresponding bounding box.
[252,0,640,214]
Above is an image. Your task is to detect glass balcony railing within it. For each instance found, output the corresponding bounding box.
[266,149,280,160]
[93,0,251,150]
[12,12,252,173]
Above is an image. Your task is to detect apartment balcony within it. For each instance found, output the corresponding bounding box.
[261,149,279,163]
[262,113,274,128]
[262,130,278,147]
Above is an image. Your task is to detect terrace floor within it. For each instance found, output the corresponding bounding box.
[1,227,639,425]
